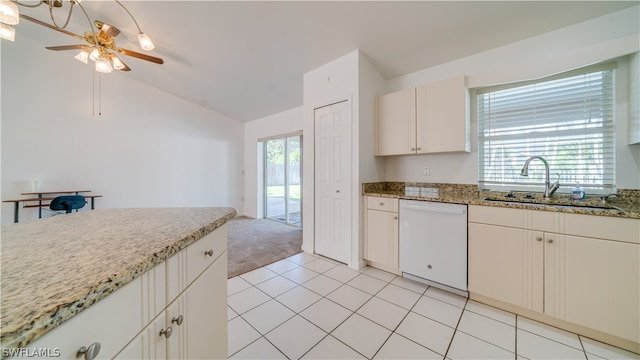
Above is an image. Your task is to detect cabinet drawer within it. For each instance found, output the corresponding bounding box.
[469,205,524,227]
[26,276,143,360]
[167,224,228,303]
[367,196,398,212]
[564,214,640,244]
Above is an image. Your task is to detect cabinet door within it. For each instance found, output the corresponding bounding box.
[416,75,470,154]
[376,88,416,155]
[545,235,640,343]
[468,223,543,312]
[183,252,228,359]
[365,209,398,269]
[114,313,167,360]
[26,276,143,360]
[166,297,186,359]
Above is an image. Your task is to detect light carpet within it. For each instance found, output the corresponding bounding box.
[226,216,302,278]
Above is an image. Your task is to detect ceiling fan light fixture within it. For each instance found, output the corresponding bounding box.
[74,48,89,63]
[89,47,100,61]
[0,22,14,41]
[109,54,125,70]
[95,56,112,73]
[0,1,19,25]
[137,32,154,51]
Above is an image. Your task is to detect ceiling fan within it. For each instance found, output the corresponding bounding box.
[20,13,164,72]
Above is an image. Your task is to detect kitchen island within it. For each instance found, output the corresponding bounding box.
[0,207,237,358]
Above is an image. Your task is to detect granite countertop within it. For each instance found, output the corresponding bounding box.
[0,207,237,352]
[362,182,640,219]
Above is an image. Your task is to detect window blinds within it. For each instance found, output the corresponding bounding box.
[477,65,615,193]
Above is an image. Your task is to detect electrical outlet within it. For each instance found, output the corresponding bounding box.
[423,166,430,176]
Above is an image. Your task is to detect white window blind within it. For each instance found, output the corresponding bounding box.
[477,64,615,193]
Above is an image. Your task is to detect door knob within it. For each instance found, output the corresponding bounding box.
[536,237,543,242]
[336,190,340,193]
[547,239,554,244]
[172,315,184,326]
[160,327,173,338]
[204,249,214,256]
[77,342,101,360]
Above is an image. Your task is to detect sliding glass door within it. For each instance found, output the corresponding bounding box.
[264,135,302,226]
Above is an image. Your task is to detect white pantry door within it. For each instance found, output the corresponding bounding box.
[314,100,351,264]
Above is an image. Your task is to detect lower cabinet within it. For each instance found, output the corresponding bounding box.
[25,274,146,360]
[468,205,639,351]
[25,225,229,360]
[117,252,228,359]
[364,196,399,272]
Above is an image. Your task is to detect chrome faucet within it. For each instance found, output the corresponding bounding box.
[520,156,560,198]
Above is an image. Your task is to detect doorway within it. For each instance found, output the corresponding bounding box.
[264,135,302,227]
[314,100,351,264]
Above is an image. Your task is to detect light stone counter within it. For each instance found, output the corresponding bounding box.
[0,207,237,352]
[362,182,640,219]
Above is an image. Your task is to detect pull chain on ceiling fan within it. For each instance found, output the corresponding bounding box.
[0,0,164,73]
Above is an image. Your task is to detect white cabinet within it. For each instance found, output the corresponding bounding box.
[157,224,228,360]
[375,75,470,156]
[26,225,228,360]
[25,274,146,360]
[116,312,167,359]
[364,196,399,273]
[468,206,640,350]
[376,88,416,156]
[416,75,470,154]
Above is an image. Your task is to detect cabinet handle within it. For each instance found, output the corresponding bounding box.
[393,216,398,220]
[536,237,543,242]
[172,315,184,326]
[547,239,554,244]
[417,147,421,151]
[410,147,416,151]
[379,202,384,206]
[204,249,214,256]
[77,342,101,360]
[160,327,173,338]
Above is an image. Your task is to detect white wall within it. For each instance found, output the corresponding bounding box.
[1,33,244,225]
[383,5,640,189]
[302,50,386,269]
[243,107,303,218]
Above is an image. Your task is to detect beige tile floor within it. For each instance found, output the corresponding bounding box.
[228,252,639,360]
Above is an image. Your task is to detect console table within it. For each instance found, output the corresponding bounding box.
[3,190,102,223]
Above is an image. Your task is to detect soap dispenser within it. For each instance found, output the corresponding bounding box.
[571,183,585,201]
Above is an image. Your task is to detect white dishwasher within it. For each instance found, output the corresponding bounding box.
[399,199,467,294]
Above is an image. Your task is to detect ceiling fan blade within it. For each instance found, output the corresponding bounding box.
[20,14,84,40]
[45,45,89,51]
[117,48,164,65]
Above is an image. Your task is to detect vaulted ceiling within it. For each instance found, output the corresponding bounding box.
[8,1,638,122]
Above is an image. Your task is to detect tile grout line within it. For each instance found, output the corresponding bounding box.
[442,296,469,359]
[369,282,432,359]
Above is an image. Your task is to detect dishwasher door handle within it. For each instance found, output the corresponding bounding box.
[400,203,466,215]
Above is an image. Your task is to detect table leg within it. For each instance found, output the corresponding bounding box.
[13,202,19,223]
[91,197,95,210]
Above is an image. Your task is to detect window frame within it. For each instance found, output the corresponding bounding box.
[475,62,617,195]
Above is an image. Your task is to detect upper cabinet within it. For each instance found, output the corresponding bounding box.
[375,75,470,156]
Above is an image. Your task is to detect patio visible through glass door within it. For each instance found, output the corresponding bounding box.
[264,135,302,226]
